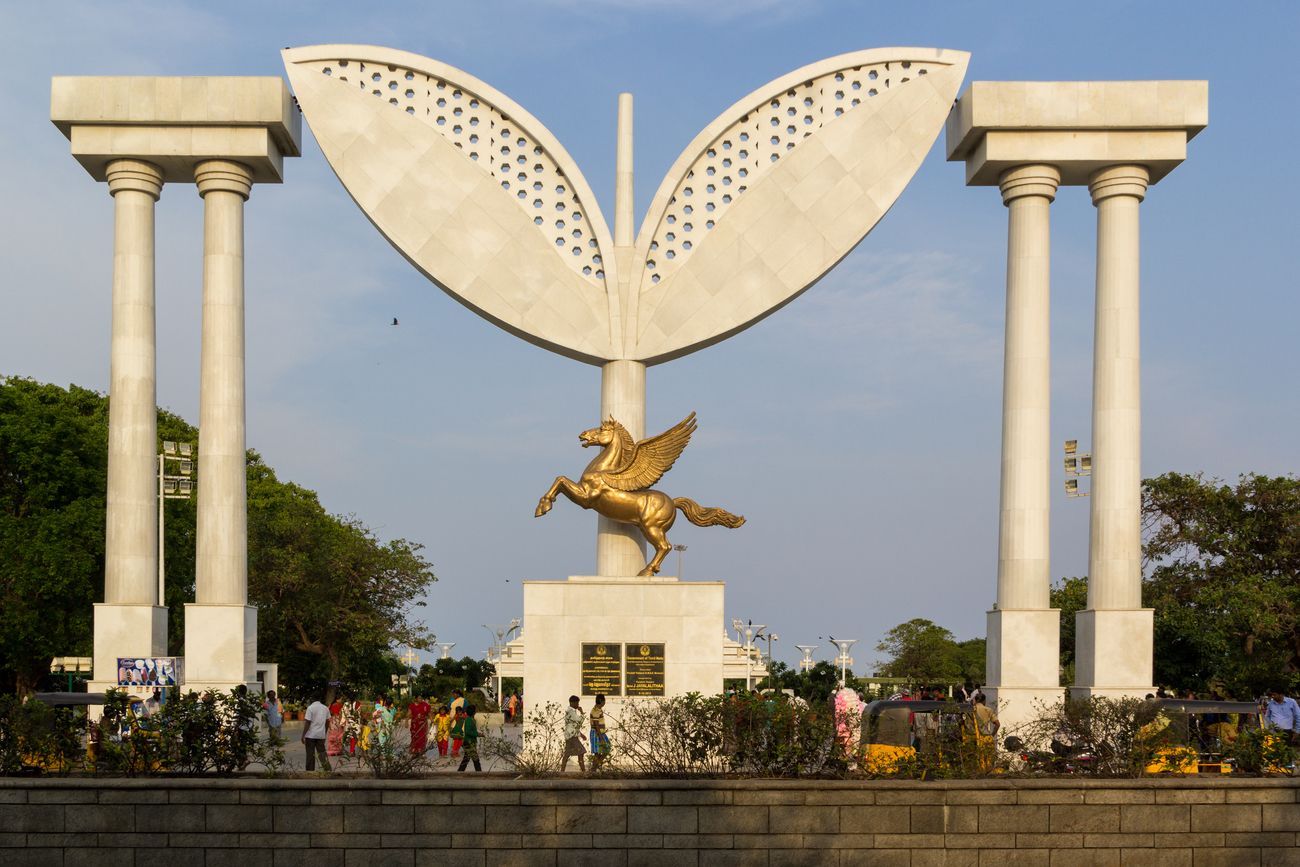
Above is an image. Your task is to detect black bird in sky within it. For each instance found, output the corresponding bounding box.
[392,317,399,326]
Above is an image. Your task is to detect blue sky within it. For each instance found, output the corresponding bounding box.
[2,1,1296,672]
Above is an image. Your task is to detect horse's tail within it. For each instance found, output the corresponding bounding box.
[674,497,746,529]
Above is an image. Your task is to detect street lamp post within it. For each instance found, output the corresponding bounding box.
[829,638,858,688]
[673,544,687,579]
[438,643,456,660]
[157,441,195,607]
[483,619,521,702]
[763,633,779,686]
[795,645,818,673]
[731,619,766,690]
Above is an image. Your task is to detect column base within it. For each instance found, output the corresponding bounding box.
[91,603,168,695]
[1071,608,1154,699]
[183,603,258,693]
[984,608,1062,735]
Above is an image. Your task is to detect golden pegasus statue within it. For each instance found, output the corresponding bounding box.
[534,412,745,576]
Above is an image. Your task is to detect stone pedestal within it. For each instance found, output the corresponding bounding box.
[87,603,168,696]
[182,603,258,692]
[985,608,1062,735]
[1071,608,1154,700]
[522,576,724,721]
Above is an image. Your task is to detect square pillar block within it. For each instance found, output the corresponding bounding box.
[523,577,725,723]
[985,608,1062,735]
[88,603,168,696]
[183,603,258,692]
[1071,608,1154,700]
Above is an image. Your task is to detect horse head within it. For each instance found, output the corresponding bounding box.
[579,419,618,448]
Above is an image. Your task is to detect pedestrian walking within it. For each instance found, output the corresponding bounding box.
[409,693,432,755]
[264,690,283,740]
[457,705,482,772]
[1263,689,1300,745]
[327,694,345,756]
[303,692,333,772]
[589,694,609,771]
[435,705,452,757]
[561,695,587,773]
[450,706,466,757]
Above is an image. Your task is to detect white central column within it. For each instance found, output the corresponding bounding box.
[985,165,1062,729]
[596,92,649,577]
[92,159,168,693]
[1074,164,1153,698]
[186,159,257,690]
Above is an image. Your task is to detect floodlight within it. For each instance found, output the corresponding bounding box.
[1064,440,1077,454]
[1079,456,1092,474]
[178,479,192,496]
[1065,457,1077,473]
[163,441,177,455]
[179,443,193,457]
[164,480,177,495]
[179,460,193,476]
[1065,479,1078,494]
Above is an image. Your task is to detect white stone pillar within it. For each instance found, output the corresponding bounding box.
[985,165,1062,728]
[597,359,648,575]
[92,159,168,693]
[185,159,257,690]
[595,93,649,577]
[1074,164,1153,699]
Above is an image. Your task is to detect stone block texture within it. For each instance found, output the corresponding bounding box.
[0,779,1297,863]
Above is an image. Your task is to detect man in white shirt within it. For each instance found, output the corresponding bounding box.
[303,692,333,772]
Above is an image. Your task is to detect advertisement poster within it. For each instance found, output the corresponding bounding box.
[116,657,181,688]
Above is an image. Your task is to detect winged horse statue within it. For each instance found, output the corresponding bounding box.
[535,413,743,576]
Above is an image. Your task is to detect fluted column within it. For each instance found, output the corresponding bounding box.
[186,159,257,690]
[92,160,168,694]
[194,160,251,605]
[1074,164,1153,697]
[985,165,1062,727]
[996,165,1059,610]
[104,160,164,607]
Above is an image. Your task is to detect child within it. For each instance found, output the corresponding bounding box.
[457,704,482,772]
[450,706,466,757]
[435,705,452,757]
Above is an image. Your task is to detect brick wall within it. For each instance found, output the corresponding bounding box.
[1,777,1298,866]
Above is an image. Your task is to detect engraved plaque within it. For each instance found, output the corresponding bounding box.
[581,643,622,696]
[624,642,665,697]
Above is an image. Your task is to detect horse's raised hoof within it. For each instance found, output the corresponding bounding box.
[534,498,552,517]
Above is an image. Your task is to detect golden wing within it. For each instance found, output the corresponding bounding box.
[604,412,698,492]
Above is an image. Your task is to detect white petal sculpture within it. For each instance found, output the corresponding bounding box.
[283,45,969,572]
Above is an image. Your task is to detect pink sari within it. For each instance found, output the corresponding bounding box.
[326,701,345,755]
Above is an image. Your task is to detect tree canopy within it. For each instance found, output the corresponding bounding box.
[1142,472,1300,697]
[875,618,985,685]
[0,377,436,699]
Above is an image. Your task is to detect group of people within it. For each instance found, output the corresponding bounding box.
[297,688,488,773]
[560,694,609,772]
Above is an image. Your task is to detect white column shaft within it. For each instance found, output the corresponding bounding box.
[996,165,1059,611]
[597,359,648,575]
[195,161,252,606]
[104,160,163,606]
[1087,166,1148,611]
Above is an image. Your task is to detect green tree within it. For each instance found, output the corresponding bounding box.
[1142,472,1300,697]
[875,618,963,683]
[953,637,987,685]
[1051,576,1088,685]
[248,453,436,702]
[0,378,106,694]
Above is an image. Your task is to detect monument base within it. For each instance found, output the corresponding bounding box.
[984,608,1062,735]
[1071,608,1154,700]
[88,602,168,697]
[522,576,725,722]
[182,603,259,693]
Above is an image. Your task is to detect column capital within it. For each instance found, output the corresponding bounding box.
[105,159,163,200]
[1089,164,1149,205]
[195,159,253,200]
[999,164,1060,205]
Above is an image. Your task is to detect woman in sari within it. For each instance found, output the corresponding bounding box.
[326,695,346,756]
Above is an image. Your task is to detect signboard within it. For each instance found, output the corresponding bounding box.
[116,657,181,688]
[580,643,622,696]
[624,643,666,697]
